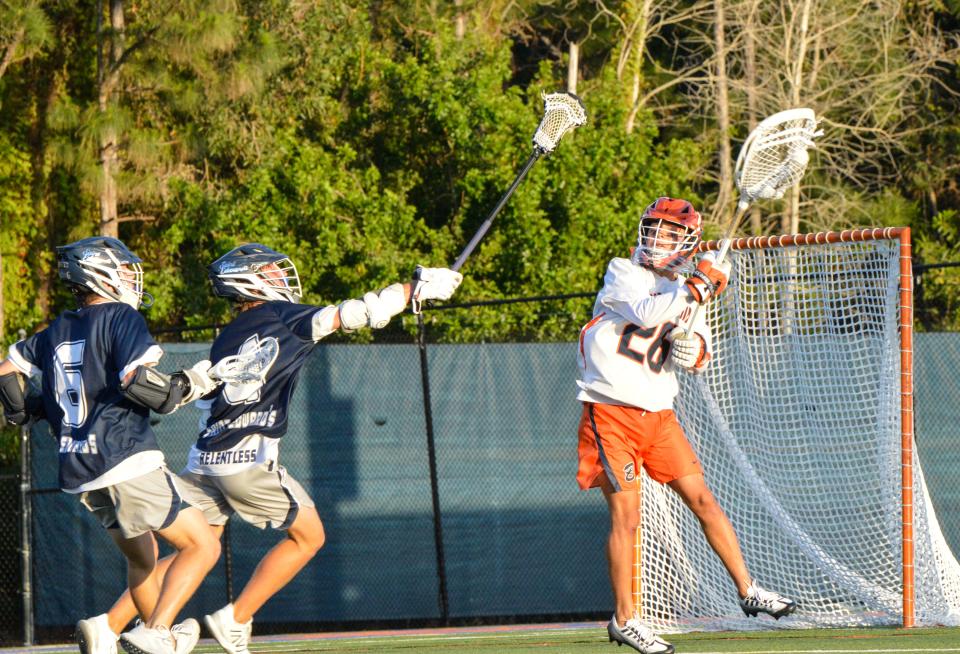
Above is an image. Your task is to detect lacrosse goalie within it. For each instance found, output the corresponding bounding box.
[0,237,221,654]
[575,199,796,654]
[91,243,462,654]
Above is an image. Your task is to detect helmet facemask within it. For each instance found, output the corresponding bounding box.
[631,197,703,273]
[212,252,302,303]
[633,218,700,272]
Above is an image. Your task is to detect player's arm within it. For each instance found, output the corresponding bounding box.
[312,266,463,339]
[120,360,218,414]
[601,259,694,327]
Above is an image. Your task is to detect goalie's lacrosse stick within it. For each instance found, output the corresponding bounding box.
[450,91,587,272]
[684,107,822,336]
[208,336,280,384]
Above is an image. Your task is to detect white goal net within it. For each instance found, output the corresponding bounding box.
[639,229,960,632]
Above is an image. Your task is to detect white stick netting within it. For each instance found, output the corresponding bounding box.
[532,92,586,153]
[735,108,820,201]
[639,237,960,632]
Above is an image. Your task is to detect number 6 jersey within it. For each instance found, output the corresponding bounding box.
[8,302,165,493]
[577,257,712,411]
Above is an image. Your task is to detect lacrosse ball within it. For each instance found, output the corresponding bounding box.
[791,148,809,166]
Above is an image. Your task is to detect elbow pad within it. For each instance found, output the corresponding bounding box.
[338,283,408,332]
[120,366,187,414]
[0,373,27,425]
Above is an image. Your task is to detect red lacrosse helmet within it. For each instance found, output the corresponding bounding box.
[631,197,702,272]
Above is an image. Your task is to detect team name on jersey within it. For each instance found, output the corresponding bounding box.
[59,433,98,454]
[203,405,278,440]
[195,448,258,466]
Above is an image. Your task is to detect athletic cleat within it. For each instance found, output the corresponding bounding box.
[204,604,252,654]
[119,623,175,654]
[171,619,201,654]
[739,581,797,619]
[607,615,674,654]
[76,614,118,654]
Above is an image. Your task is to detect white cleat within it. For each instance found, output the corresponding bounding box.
[739,581,797,619]
[607,615,674,654]
[76,614,118,654]
[171,619,201,654]
[119,623,176,654]
[204,604,252,654]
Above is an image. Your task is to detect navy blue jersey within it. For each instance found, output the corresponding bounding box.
[10,302,163,491]
[197,301,320,452]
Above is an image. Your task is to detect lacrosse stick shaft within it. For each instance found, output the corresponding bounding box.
[683,201,748,337]
[451,149,542,272]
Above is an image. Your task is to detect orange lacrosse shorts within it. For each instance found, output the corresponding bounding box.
[577,402,703,491]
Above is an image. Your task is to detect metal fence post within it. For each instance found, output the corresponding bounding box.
[417,313,449,624]
[20,423,33,646]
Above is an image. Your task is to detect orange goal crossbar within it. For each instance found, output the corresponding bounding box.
[698,227,915,628]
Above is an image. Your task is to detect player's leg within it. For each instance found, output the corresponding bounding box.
[577,403,673,654]
[667,472,751,593]
[114,469,220,654]
[105,469,229,636]
[233,505,325,621]
[76,487,163,653]
[136,506,220,628]
[204,463,323,654]
[600,474,641,624]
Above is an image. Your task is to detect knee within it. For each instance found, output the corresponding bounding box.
[292,516,325,557]
[611,508,641,534]
[690,493,724,521]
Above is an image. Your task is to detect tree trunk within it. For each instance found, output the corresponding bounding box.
[567,41,579,95]
[98,0,125,239]
[454,0,465,40]
[784,0,812,234]
[713,0,733,226]
[742,0,762,234]
[623,0,651,135]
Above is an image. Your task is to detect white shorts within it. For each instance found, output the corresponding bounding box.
[177,461,315,530]
[79,466,186,538]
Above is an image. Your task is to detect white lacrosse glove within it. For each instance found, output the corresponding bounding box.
[685,251,731,304]
[666,327,709,371]
[411,266,463,314]
[179,359,220,404]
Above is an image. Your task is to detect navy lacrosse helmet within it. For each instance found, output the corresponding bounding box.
[208,243,302,303]
[57,236,150,309]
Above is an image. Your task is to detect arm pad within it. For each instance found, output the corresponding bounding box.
[338,283,408,332]
[0,373,27,425]
[121,366,188,414]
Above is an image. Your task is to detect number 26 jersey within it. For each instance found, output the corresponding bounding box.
[576,257,712,412]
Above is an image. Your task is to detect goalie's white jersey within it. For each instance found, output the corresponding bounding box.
[576,257,711,411]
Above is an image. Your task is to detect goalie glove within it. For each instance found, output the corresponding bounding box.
[411,266,463,314]
[666,327,710,371]
[685,251,731,304]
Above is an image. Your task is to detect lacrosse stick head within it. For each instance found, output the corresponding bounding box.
[210,337,279,384]
[632,197,703,273]
[734,107,822,206]
[532,91,587,153]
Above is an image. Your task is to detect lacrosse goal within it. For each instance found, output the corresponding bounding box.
[635,227,960,632]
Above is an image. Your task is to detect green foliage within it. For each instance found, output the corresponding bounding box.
[2,0,960,351]
[915,209,960,331]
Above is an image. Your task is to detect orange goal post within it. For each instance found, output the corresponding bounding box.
[633,227,960,632]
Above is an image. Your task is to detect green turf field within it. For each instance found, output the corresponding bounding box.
[234,626,960,653]
[9,625,960,654]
